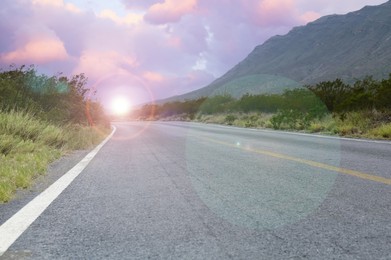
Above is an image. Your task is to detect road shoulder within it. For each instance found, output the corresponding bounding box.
[0,149,90,226]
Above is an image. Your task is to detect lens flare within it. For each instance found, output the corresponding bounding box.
[111,96,132,115]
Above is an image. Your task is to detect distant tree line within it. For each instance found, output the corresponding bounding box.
[306,75,391,112]
[0,65,109,127]
[134,73,391,121]
[133,88,327,120]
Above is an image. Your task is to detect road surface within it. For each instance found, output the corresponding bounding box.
[1,122,390,259]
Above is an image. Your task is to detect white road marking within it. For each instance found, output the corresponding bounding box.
[0,126,116,256]
[160,121,391,145]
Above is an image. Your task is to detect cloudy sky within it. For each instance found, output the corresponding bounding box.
[0,0,386,107]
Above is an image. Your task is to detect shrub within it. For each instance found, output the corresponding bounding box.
[225,114,237,125]
[244,115,259,128]
[270,110,300,129]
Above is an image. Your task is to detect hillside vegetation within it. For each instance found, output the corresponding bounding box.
[160,74,302,103]
[134,74,391,139]
[0,65,110,202]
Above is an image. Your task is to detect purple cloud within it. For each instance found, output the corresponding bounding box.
[121,0,163,10]
[144,0,197,24]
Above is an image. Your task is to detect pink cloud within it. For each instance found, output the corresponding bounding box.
[32,0,81,13]
[167,36,182,48]
[240,0,300,27]
[1,37,68,64]
[142,71,165,83]
[98,9,143,25]
[74,50,138,79]
[300,11,321,23]
[144,0,197,24]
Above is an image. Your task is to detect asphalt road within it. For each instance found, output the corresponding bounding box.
[1,122,390,259]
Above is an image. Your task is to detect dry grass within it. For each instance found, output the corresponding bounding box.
[366,123,391,139]
[0,110,110,202]
[190,111,391,140]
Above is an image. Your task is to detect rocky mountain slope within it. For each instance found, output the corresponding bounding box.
[163,1,391,102]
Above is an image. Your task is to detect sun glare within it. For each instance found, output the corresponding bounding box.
[111,96,132,115]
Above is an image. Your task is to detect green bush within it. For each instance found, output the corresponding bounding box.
[270,110,299,129]
[0,65,110,127]
[0,64,111,203]
[225,114,237,125]
[244,115,259,128]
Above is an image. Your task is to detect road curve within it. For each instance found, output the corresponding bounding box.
[1,121,390,259]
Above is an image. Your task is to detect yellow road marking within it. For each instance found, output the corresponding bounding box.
[197,136,391,185]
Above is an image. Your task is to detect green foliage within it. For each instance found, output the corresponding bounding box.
[306,79,350,112]
[0,110,110,202]
[268,89,329,130]
[368,123,391,138]
[307,74,391,113]
[270,110,311,130]
[215,74,302,97]
[238,93,281,112]
[139,73,391,120]
[136,88,327,120]
[199,94,235,114]
[243,114,259,128]
[134,73,390,140]
[224,114,237,125]
[0,65,109,127]
[376,76,391,109]
[0,64,110,202]
[301,110,391,137]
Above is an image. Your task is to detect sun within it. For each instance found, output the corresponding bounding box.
[111,96,132,115]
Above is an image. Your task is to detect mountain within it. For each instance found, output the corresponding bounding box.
[162,1,391,102]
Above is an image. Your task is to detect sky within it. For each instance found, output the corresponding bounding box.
[0,0,387,108]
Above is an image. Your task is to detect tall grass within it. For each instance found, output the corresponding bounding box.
[196,112,274,128]
[194,110,391,140]
[367,123,391,139]
[0,111,110,202]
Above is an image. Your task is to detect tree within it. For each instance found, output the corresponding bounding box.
[0,65,108,126]
[306,79,350,112]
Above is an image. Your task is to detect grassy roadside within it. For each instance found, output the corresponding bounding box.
[0,110,110,203]
[135,74,391,140]
[163,110,391,140]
